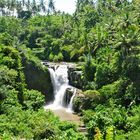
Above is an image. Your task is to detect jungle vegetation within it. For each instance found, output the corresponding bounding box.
[0,0,140,139]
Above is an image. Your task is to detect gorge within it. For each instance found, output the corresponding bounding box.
[1,1,139,139]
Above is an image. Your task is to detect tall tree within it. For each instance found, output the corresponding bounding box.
[39,0,47,13]
[0,0,6,16]
[48,0,55,14]
[32,0,38,15]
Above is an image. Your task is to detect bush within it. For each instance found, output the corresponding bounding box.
[82,105,129,139]
[24,89,45,111]
[95,63,115,88]
[58,121,77,131]
[0,88,21,114]
[0,46,19,69]
[84,90,100,98]
[0,66,18,87]
[83,90,104,108]
[82,54,96,81]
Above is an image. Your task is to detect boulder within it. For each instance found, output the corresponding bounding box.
[65,87,86,113]
[63,87,74,107]
[68,65,85,89]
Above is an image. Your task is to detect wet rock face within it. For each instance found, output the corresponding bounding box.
[73,89,86,113]
[68,67,84,89]
[65,88,86,112]
[63,87,73,107]
[23,60,53,102]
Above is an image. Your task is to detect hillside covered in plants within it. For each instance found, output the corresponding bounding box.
[0,0,140,139]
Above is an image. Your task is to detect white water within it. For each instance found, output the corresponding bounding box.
[45,65,71,110]
[67,88,76,113]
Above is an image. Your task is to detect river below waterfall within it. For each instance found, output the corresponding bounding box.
[52,108,81,125]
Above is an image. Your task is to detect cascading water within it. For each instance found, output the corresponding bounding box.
[43,63,81,123]
[45,65,73,110]
[67,88,76,113]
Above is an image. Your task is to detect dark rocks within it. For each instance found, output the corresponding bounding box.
[67,64,85,89]
[68,68,84,89]
[64,87,86,113]
[62,87,86,112]
[63,87,74,107]
[22,60,53,103]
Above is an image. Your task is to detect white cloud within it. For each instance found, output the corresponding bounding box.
[54,0,76,14]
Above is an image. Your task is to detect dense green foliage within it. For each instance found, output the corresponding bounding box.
[0,45,84,139]
[0,0,140,139]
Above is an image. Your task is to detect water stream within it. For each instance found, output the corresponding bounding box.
[67,88,76,113]
[44,65,76,112]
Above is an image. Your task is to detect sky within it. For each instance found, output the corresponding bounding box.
[54,0,133,14]
[52,0,76,14]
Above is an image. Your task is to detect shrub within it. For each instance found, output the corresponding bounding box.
[82,105,128,139]
[82,54,96,81]
[95,63,115,88]
[84,90,100,98]
[24,89,45,111]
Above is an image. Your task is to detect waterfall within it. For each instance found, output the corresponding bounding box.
[45,65,70,110]
[67,88,76,113]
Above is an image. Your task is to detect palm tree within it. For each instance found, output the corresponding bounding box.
[39,0,47,13]
[9,0,16,16]
[16,1,23,17]
[48,0,56,15]
[32,0,37,15]
[0,0,5,16]
[22,0,25,6]
[26,0,31,11]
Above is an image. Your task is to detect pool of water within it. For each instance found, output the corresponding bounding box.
[51,107,81,125]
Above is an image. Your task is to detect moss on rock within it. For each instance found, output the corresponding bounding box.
[22,53,53,103]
